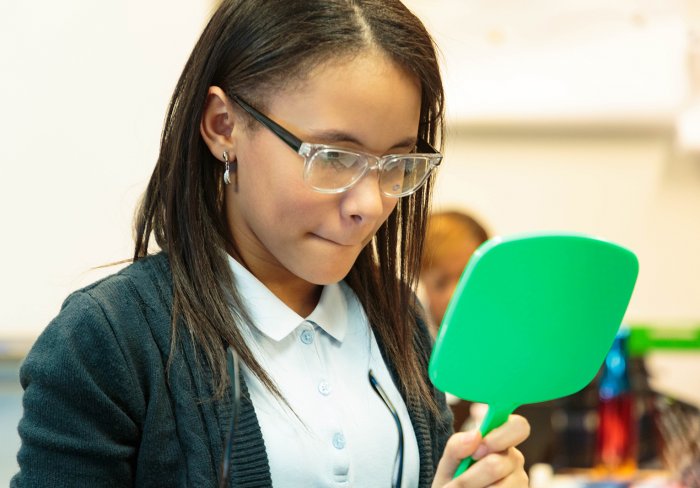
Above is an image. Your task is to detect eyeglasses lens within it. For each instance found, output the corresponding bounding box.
[379,157,431,196]
[306,150,432,196]
[305,149,364,190]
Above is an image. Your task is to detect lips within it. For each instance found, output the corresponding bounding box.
[311,233,358,247]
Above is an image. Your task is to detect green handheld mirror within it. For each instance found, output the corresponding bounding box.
[428,233,638,477]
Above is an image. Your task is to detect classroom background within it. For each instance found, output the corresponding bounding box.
[1,0,699,485]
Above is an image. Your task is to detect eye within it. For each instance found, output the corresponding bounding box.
[320,150,360,170]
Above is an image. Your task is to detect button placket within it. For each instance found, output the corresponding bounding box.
[298,319,351,481]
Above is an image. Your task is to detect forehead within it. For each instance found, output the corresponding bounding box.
[264,50,422,152]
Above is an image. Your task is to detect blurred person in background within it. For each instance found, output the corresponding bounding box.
[420,210,489,434]
[420,210,489,336]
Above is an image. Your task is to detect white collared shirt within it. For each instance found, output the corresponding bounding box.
[229,256,419,487]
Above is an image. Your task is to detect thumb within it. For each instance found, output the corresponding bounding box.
[432,430,482,487]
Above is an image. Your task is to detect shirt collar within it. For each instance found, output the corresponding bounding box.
[228,256,348,343]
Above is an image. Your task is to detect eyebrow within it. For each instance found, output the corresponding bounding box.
[307,129,417,152]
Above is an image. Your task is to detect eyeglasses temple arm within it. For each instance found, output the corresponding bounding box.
[416,138,443,169]
[415,138,437,154]
[231,95,303,152]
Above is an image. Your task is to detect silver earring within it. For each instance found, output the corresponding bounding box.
[223,151,231,185]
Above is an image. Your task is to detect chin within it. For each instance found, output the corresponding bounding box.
[298,262,355,286]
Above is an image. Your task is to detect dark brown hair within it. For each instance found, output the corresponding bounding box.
[134,0,445,412]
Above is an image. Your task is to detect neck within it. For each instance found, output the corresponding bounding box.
[231,252,322,317]
[265,276,323,318]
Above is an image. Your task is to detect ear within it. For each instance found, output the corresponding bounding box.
[200,86,238,161]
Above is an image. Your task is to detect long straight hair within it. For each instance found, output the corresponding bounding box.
[134,0,445,413]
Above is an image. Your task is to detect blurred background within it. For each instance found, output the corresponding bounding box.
[1,0,699,485]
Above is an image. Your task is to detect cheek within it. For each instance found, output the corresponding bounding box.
[236,162,330,246]
[375,197,399,230]
[385,198,399,218]
[239,184,320,243]
[236,144,312,217]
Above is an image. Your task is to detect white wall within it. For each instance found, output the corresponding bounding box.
[404,0,688,126]
[0,1,212,340]
[403,0,700,326]
[434,129,700,325]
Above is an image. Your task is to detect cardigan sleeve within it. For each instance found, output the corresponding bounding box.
[414,311,454,470]
[432,375,454,467]
[12,290,145,487]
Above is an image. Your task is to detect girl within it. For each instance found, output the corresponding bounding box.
[13,1,530,486]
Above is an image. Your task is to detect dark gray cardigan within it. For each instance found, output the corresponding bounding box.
[13,253,453,487]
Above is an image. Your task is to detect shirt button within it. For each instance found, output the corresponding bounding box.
[318,380,331,396]
[300,329,314,345]
[332,432,346,450]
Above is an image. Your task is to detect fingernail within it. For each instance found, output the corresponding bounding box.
[472,444,489,460]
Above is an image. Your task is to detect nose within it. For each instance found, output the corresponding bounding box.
[339,169,387,226]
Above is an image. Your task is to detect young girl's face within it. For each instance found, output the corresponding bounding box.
[226,50,422,287]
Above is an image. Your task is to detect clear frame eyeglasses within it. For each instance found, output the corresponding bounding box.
[231,94,442,198]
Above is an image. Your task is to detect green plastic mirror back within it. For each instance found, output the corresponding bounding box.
[428,233,638,476]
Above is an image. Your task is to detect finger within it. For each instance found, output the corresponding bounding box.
[453,447,524,488]
[494,469,530,488]
[486,454,529,488]
[469,403,488,426]
[432,431,481,486]
[472,414,530,460]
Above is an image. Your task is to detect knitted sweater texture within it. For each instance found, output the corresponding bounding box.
[12,253,452,487]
